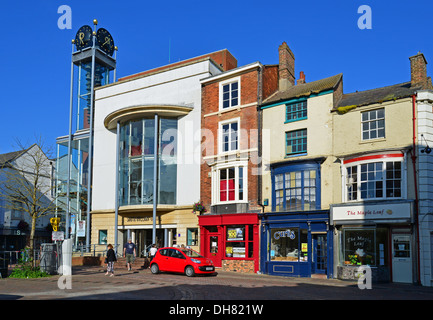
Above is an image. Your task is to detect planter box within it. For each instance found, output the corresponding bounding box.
[337,265,390,283]
[72,256,104,266]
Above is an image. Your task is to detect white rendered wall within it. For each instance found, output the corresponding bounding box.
[92,60,221,211]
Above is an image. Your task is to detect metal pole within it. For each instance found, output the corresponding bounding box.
[86,28,96,251]
[152,114,159,244]
[114,121,120,255]
[113,48,117,82]
[66,41,75,239]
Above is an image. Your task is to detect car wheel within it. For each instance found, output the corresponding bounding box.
[185,265,195,277]
[150,263,159,274]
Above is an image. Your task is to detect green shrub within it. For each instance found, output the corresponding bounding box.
[9,265,50,278]
[8,247,50,279]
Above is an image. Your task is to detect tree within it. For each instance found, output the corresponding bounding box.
[0,139,56,264]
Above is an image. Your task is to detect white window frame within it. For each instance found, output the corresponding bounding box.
[219,76,241,111]
[341,153,407,202]
[211,161,248,205]
[361,108,385,141]
[219,117,240,154]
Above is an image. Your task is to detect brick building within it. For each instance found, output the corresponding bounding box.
[198,48,279,273]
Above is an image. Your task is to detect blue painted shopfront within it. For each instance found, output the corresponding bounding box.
[259,211,333,278]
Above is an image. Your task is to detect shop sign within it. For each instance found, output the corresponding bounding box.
[126,216,153,222]
[332,202,411,223]
[227,227,244,241]
[273,229,296,240]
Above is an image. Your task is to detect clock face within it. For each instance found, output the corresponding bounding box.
[96,28,114,56]
[75,25,93,50]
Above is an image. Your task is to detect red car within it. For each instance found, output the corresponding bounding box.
[150,247,216,277]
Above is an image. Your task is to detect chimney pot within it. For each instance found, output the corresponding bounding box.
[297,71,306,85]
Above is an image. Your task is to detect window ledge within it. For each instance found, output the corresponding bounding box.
[359,138,386,144]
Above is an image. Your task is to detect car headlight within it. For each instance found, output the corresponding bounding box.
[191,258,201,264]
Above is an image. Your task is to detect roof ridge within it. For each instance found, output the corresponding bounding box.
[262,73,342,106]
[342,81,412,96]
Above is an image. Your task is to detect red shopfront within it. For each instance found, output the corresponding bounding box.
[198,213,260,273]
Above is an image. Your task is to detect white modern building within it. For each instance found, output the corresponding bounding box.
[90,50,237,255]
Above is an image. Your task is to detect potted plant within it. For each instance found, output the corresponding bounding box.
[192,201,207,215]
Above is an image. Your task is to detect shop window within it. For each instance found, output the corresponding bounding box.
[99,230,107,244]
[187,228,198,246]
[270,228,308,262]
[342,228,389,266]
[225,225,254,258]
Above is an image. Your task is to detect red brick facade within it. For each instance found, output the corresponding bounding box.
[200,63,278,214]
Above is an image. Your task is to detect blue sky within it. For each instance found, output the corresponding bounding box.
[1,0,432,154]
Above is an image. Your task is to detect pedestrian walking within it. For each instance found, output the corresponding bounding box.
[123,238,136,271]
[149,244,157,262]
[105,244,117,277]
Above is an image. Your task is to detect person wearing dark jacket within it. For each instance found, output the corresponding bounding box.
[105,244,117,277]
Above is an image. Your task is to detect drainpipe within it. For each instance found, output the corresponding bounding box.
[411,94,421,285]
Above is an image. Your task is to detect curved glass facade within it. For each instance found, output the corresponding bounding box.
[119,117,177,206]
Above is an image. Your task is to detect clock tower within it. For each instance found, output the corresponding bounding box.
[56,20,117,249]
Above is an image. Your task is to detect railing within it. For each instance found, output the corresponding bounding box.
[73,244,122,257]
[0,249,43,274]
[0,251,21,267]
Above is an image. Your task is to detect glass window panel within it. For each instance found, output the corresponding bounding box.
[362,109,385,140]
[221,81,239,108]
[377,109,384,119]
[270,228,299,261]
[343,229,375,266]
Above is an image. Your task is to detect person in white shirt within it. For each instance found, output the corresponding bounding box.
[149,244,157,261]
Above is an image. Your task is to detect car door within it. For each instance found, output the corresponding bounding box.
[170,249,187,273]
[157,248,170,271]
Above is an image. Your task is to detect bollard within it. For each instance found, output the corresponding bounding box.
[62,239,73,276]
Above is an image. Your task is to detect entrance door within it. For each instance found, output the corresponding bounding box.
[206,235,221,267]
[392,234,412,283]
[312,234,327,275]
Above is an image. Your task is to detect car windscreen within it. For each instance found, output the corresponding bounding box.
[181,249,203,258]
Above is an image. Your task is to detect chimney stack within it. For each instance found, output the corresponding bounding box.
[297,71,306,85]
[278,42,295,91]
[409,52,430,89]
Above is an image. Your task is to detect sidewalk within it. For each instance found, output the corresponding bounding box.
[1,264,433,300]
